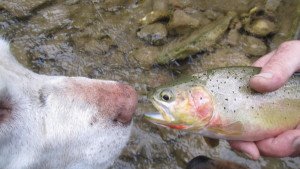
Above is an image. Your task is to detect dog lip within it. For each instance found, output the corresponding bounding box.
[113,119,132,127]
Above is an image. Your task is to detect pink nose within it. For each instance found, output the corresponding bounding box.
[70,79,138,125]
[112,84,138,124]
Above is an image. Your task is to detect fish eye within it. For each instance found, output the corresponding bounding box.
[160,90,173,102]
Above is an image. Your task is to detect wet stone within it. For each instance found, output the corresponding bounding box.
[183,8,211,27]
[102,0,132,12]
[239,35,268,56]
[204,9,223,20]
[265,0,282,12]
[69,4,97,29]
[140,10,170,25]
[168,9,200,31]
[0,0,50,18]
[28,5,71,35]
[226,29,240,46]
[153,0,169,11]
[64,0,80,5]
[200,48,252,70]
[245,18,277,37]
[129,46,160,69]
[137,23,167,46]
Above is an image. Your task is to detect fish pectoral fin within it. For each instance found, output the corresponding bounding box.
[203,137,219,148]
[208,121,244,136]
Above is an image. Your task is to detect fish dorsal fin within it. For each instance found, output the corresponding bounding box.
[208,121,244,136]
[203,137,219,148]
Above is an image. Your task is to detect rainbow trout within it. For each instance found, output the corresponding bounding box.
[144,66,300,141]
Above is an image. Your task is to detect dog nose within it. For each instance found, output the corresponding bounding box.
[113,84,138,124]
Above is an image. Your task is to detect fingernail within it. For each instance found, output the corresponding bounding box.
[293,137,300,149]
[254,72,273,79]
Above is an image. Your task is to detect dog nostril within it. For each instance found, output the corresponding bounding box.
[112,84,137,125]
[114,110,133,125]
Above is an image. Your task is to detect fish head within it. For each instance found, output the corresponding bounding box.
[145,82,214,130]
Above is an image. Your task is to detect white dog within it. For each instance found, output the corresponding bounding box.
[0,38,137,169]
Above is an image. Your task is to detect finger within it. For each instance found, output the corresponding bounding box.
[250,40,300,93]
[256,129,300,157]
[252,51,275,67]
[229,141,260,160]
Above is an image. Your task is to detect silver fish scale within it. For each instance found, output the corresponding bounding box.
[194,67,300,123]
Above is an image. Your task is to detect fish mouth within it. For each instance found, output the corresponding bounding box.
[144,99,190,130]
[150,99,175,122]
[143,112,169,125]
[143,112,190,130]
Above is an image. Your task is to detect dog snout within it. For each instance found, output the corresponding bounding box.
[113,84,137,124]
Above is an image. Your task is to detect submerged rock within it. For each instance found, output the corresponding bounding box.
[245,18,277,37]
[200,48,251,70]
[265,0,282,12]
[137,23,167,45]
[168,9,200,30]
[102,0,133,12]
[240,35,267,56]
[69,4,97,29]
[28,5,71,34]
[153,0,169,11]
[129,46,159,69]
[0,0,50,17]
[140,10,170,25]
[155,11,236,64]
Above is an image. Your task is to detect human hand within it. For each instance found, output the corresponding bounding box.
[229,40,300,160]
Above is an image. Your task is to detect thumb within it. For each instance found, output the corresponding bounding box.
[256,128,300,157]
[250,41,300,93]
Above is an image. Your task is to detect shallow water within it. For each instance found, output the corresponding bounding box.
[0,0,299,168]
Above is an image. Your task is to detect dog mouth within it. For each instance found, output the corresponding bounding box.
[112,119,132,127]
[0,93,13,122]
[112,115,133,127]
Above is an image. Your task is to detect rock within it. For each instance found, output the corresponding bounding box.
[137,23,167,45]
[129,46,160,69]
[102,0,132,12]
[226,29,240,46]
[183,8,211,26]
[245,18,277,37]
[69,4,97,29]
[168,9,200,29]
[140,10,170,25]
[265,0,282,12]
[28,5,71,35]
[64,0,80,5]
[169,0,187,8]
[156,12,236,64]
[153,0,169,11]
[239,35,267,56]
[0,0,50,17]
[200,48,252,70]
[204,9,223,20]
